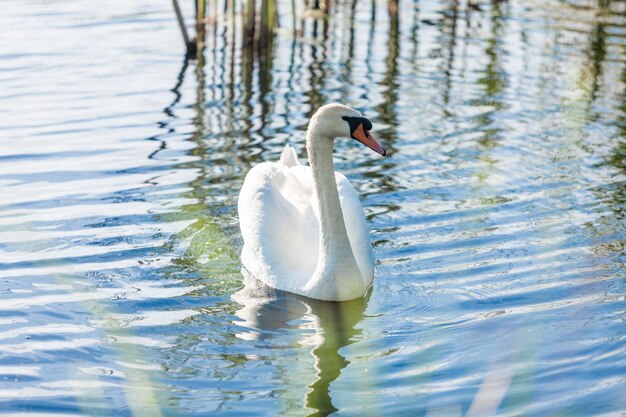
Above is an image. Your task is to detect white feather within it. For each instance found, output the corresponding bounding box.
[238,104,381,301]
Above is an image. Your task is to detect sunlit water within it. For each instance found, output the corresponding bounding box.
[1,0,626,415]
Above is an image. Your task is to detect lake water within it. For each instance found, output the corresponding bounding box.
[1,0,626,415]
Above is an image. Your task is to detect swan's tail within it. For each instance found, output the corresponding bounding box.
[279,144,300,167]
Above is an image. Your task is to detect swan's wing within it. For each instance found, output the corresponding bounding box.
[279,144,301,167]
[336,173,375,286]
[238,162,318,292]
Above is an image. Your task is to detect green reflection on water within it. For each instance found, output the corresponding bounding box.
[233,279,369,416]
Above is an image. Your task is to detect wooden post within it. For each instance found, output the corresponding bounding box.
[244,0,257,44]
[260,0,276,43]
[196,0,207,60]
[172,0,197,56]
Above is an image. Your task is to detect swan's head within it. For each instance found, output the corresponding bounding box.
[310,103,386,156]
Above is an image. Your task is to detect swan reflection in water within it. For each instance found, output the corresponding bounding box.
[232,272,369,416]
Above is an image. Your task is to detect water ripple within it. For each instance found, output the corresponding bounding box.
[1,0,626,415]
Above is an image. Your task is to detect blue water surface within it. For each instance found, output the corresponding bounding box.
[1,0,626,415]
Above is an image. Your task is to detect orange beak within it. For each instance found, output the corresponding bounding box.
[352,123,386,156]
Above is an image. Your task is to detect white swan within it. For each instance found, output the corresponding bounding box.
[238,103,386,301]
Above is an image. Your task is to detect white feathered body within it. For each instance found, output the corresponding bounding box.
[238,145,374,301]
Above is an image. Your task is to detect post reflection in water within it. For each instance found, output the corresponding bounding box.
[232,274,368,417]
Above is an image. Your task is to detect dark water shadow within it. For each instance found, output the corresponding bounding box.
[232,274,369,416]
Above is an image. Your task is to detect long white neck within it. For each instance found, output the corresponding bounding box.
[306,122,356,276]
